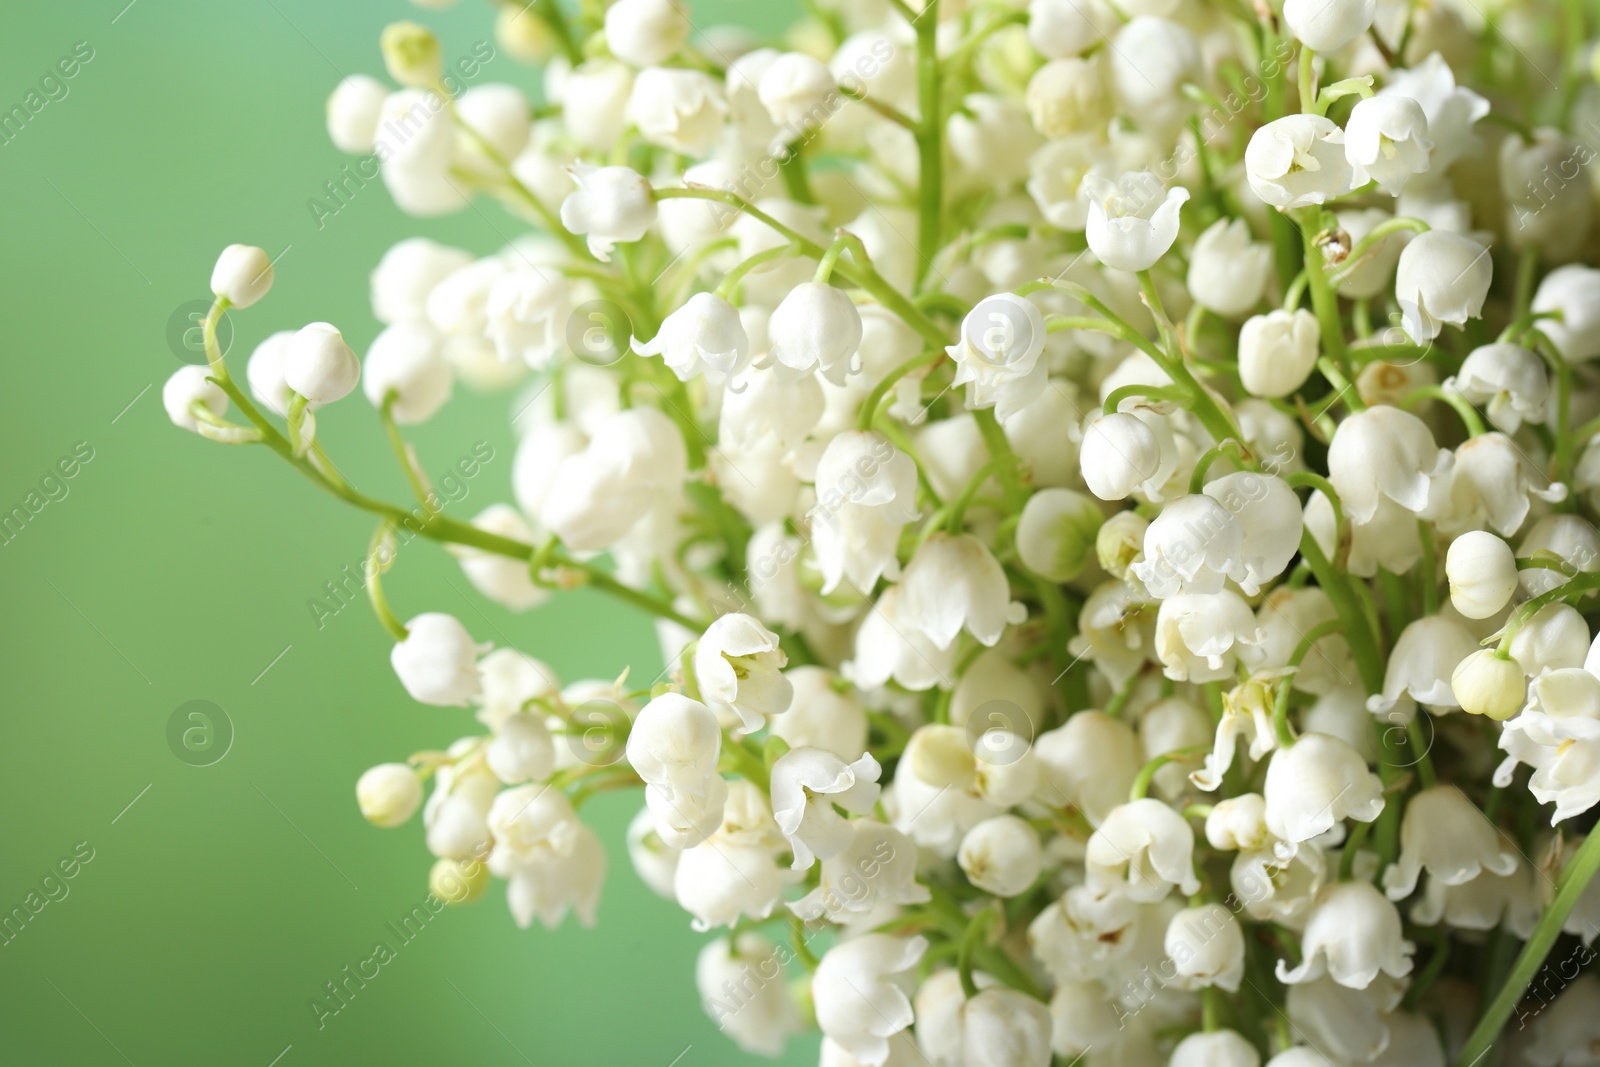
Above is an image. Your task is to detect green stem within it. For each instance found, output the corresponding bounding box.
[1455,828,1600,1067]
[1130,745,1205,801]
[1103,384,1191,417]
[380,394,433,507]
[1271,619,1345,748]
[858,348,943,431]
[1401,385,1485,437]
[365,522,409,642]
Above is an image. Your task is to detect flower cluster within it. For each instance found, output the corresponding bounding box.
[172,0,1600,1064]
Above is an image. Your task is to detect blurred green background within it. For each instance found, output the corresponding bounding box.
[0,1,814,1064]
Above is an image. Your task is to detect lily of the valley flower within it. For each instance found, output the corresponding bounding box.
[1082,170,1189,272]
[771,746,882,869]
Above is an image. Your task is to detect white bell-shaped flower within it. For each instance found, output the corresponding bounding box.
[559,163,657,262]
[1017,488,1104,582]
[946,293,1049,420]
[961,988,1053,1067]
[1447,343,1548,434]
[696,934,801,1058]
[1132,494,1250,598]
[1410,834,1538,937]
[1496,668,1600,823]
[1283,974,1404,1065]
[790,820,929,923]
[1034,710,1142,825]
[1368,614,1479,716]
[1276,881,1415,988]
[1395,230,1492,343]
[626,806,681,900]
[674,780,795,930]
[1028,0,1117,59]
[1382,784,1517,899]
[1512,603,1591,675]
[603,0,690,67]
[1283,0,1375,50]
[1029,883,1142,982]
[1380,52,1489,173]
[626,68,725,156]
[362,322,452,422]
[757,52,835,134]
[1232,842,1327,925]
[1026,56,1111,139]
[694,613,792,733]
[768,282,863,386]
[1343,94,1432,195]
[1533,264,1600,363]
[899,533,1025,650]
[771,746,881,869]
[1255,587,1354,696]
[958,815,1043,897]
[1206,793,1271,852]
[1446,530,1518,618]
[391,613,488,706]
[370,237,472,326]
[1171,1030,1261,1067]
[1107,17,1198,127]
[1165,902,1246,992]
[632,292,750,382]
[626,692,727,848]
[1245,115,1358,209]
[1326,405,1450,524]
[847,586,957,693]
[1188,218,1272,317]
[540,406,686,552]
[812,934,927,1067]
[484,268,569,370]
[1263,732,1385,849]
[1238,308,1320,399]
[1085,798,1202,903]
[504,819,606,929]
[1209,471,1306,593]
[1446,432,1567,537]
[770,667,867,761]
[1191,673,1280,792]
[1080,410,1170,501]
[811,430,920,595]
[1519,514,1600,597]
[559,60,635,153]
[486,712,556,785]
[1154,590,1266,683]
[1082,171,1189,272]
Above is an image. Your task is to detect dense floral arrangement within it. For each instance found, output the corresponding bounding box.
[166,0,1600,1063]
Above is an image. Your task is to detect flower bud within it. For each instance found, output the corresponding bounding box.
[1165,903,1246,991]
[1025,57,1109,139]
[163,365,228,433]
[1206,793,1270,852]
[1238,309,1322,399]
[1017,488,1104,582]
[1451,649,1526,720]
[1188,218,1272,318]
[284,323,360,405]
[210,244,274,308]
[962,988,1053,1067]
[604,0,692,67]
[429,855,491,904]
[326,75,387,154]
[1172,1030,1261,1067]
[768,282,862,385]
[757,52,836,135]
[959,815,1043,897]
[380,21,443,89]
[1283,0,1376,52]
[1080,411,1163,501]
[1096,510,1148,579]
[1446,530,1517,619]
[356,763,423,827]
[362,322,452,423]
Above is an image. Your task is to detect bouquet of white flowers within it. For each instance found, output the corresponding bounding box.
[168,0,1600,1062]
